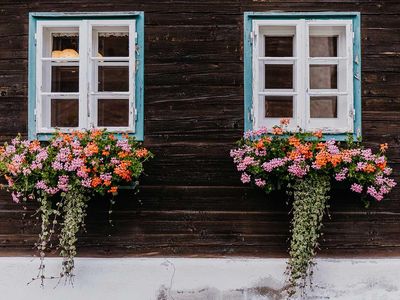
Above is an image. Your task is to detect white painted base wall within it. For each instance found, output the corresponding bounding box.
[0,257,399,300]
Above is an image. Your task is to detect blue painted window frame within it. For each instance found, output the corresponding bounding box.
[244,12,361,141]
[28,12,145,141]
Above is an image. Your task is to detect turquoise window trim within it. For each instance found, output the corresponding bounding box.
[244,12,361,141]
[28,12,145,141]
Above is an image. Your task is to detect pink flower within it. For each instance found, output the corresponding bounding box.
[117,140,131,152]
[335,168,348,182]
[57,175,69,192]
[240,173,251,183]
[36,180,48,190]
[350,183,363,193]
[11,192,21,203]
[367,186,383,201]
[237,156,257,171]
[255,178,266,187]
[262,158,286,172]
[100,173,112,181]
[383,167,392,176]
[81,178,92,188]
[288,163,309,178]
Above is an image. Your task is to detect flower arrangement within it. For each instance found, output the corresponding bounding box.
[0,129,152,284]
[230,119,396,297]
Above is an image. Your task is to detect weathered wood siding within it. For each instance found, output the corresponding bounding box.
[0,0,399,257]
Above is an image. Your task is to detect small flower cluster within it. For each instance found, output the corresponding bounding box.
[230,119,396,202]
[0,129,153,203]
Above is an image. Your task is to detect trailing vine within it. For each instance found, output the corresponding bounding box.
[287,175,330,297]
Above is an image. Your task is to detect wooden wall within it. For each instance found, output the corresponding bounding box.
[0,0,399,257]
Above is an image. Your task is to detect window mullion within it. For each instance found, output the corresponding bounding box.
[297,20,307,131]
[79,20,89,129]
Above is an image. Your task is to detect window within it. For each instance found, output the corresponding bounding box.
[244,12,361,140]
[28,12,144,140]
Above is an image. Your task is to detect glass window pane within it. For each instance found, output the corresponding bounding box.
[51,99,79,127]
[265,36,293,57]
[98,33,129,57]
[265,65,293,89]
[98,99,129,127]
[265,96,293,118]
[309,36,338,57]
[98,66,129,92]
[310,65,337,89]
[51,66,79,92]
[51,33,79,58]
[310,96,337,118]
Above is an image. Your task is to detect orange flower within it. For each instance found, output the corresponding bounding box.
[109,186,118,194]
[102,150,110,156]
[91,177,102,187]
[29,140,41,152]
[118,151,129,158]
[272,127,283,135]
[108,134,115,140]
[135,148,149,158]
[316,142,326,151]
[61,133,72,143]
[103,180,111,186]
[79,166,91,174]
[90,129,102,139]
[262,137,272,144]
[280,118,290,126]
[377,160,387,171]
[313,130,323,139]
[255,140,264,150]
[114,161,132,181]
[315,151,330,168]
[288,137,300,147]
[380,143,388,152]
[84,143,99,156]
[330,154,342,167]
[364,164,376,173]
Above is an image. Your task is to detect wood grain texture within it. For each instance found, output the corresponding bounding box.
[0,0,399,257]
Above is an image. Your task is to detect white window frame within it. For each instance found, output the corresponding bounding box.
[35,19,136,134]
[252,19,354,133]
